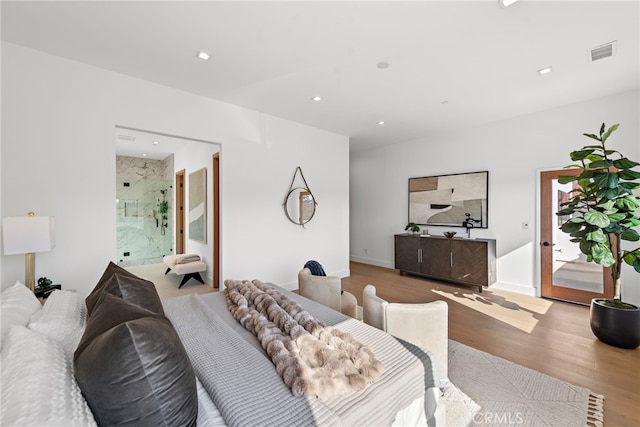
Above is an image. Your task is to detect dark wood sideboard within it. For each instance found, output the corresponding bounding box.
[394,234,496,292]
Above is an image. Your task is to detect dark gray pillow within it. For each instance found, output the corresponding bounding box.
[86,264,164,316]
[74,293,197,427]
[85,262,141,315]
[74,292,160,361]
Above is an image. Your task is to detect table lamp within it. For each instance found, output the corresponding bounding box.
[2,212,56,292]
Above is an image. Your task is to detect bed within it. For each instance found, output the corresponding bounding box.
[0,262,447,426]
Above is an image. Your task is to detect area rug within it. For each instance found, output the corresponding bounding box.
[444,340,604,427]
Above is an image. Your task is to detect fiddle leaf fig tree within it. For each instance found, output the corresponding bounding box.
[557,123,640,308]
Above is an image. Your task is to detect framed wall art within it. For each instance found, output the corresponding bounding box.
[188,167,207,242]
[408,171,488,228]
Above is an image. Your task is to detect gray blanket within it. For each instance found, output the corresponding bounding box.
[163,286,438,427]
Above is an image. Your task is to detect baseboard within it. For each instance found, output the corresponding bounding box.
[349,256,394,269]
[489,281,537,296]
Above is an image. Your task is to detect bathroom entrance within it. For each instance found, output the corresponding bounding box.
[116,156,174,266]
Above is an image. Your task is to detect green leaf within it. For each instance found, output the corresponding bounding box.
[621,228,640,242]
[558,175,579,184]
[613,158,640,169]
[557,207,580,216]
[623,251,640,273]
[594,172,619,188]
[582,133,601,141]
[597,187,624,199]
[597,200,615,210]
[591,243,616,267]
[586,154,604,163]
[618,169,640,180]
[619,182,640,191]
[589,159,613,169]
[571,149,595,161]
[584,210,610,227]
[607,213,626,223]
[579,240,593,256]
[617,197,640,211]
[569,217,586,223]
[560,221,582,233]
[622,218,640,227]
[601,123,619,142]
[586,229,607,243]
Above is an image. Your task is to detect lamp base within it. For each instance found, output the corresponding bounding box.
[25,252,36,293]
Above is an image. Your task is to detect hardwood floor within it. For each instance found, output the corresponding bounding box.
[341,261,640,426]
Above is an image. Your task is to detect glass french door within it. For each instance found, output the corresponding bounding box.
[540,170,613,304]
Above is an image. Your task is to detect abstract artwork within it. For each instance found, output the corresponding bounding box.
[188,167,206,242]
[408,171,488,228]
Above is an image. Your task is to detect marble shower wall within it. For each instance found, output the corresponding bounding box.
[116,155,174,266]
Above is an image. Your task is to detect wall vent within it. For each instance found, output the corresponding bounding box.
[590,41,616,62]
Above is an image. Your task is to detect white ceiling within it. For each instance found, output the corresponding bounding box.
[2,1,639,153]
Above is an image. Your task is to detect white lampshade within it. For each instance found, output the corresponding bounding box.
[2,215,56,255]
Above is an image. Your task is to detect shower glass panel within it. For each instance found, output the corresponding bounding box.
[116,176,173,266]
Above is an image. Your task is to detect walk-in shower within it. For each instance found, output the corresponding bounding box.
[116,156,173,266]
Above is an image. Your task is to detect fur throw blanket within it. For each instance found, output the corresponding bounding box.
[224,279,384,400]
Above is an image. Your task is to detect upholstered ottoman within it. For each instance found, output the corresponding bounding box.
[163,254,207,288]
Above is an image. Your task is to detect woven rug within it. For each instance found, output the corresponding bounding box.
[444,340,604,427]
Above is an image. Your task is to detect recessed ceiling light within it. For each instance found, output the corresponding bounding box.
[377,121,385,125]
[441,100,449,105]
[377,61,390,69]
[499,0,519,7]
[196,51,210,61]
[152,141,159,145]
[312,96,322,102]
[537,66,553,75]
[142,153,147,157]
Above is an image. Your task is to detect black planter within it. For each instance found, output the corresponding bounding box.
[590,298,640,349]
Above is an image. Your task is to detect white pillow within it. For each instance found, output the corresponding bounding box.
[0,281,42,350]
[0,326,97,426]
[28,290,86,355]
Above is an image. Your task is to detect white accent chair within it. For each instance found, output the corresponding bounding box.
[362,284,448,375]
[298,268,358,319]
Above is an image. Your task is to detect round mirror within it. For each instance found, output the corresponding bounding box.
[284,187,316,225]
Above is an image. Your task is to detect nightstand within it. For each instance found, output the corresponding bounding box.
[34,284,62,300]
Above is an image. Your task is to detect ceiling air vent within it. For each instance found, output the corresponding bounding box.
[589,41,616,62]
[117,134,136,141]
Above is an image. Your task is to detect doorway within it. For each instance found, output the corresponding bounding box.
[539,169,613,304]
[115,126,221,287]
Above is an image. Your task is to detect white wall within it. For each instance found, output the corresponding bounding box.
[1,42,350,296]
[350,90,640,305]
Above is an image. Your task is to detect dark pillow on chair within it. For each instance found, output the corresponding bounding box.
[304,260,327,276]
[86,263,164,316]
[74,293,197,427]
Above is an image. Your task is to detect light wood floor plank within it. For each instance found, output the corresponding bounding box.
[341,261,640,426]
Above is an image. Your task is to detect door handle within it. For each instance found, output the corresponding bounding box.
[541,241,556,247]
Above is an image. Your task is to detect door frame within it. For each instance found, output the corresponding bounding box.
[538,168,613,304]
[175,169,186,255]
[212,153,220,288]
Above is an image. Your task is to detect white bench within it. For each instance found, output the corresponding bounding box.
[162,254,207,288]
